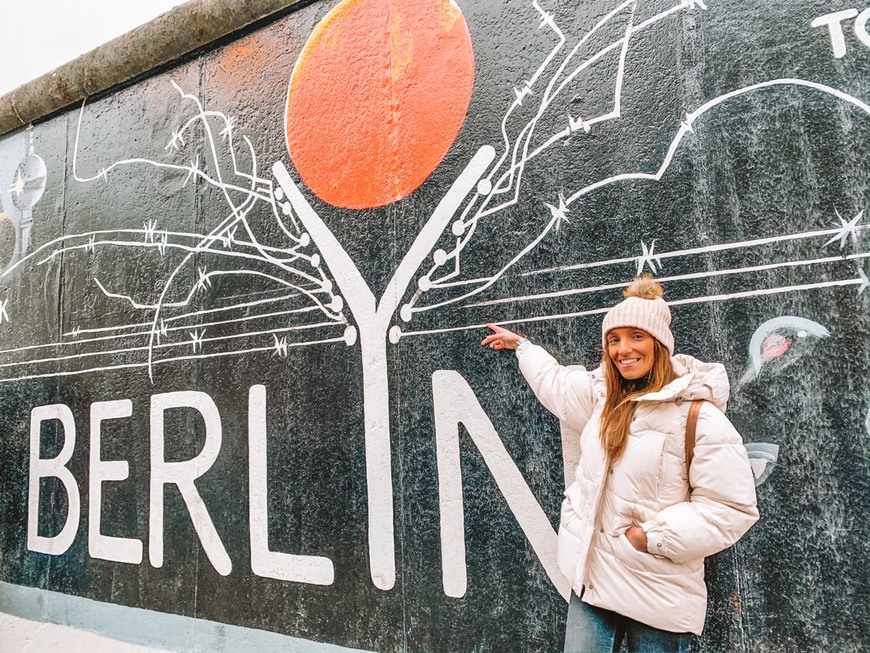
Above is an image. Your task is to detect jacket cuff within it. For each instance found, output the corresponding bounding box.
[641,520,666,557]
[516,337,532,354]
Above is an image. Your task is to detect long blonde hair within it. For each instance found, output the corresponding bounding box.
[599,338,676,464]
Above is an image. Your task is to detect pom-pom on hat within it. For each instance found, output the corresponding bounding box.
[601,275,674,354]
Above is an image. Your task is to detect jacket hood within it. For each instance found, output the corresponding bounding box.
[634,354,730,411]
[590,355,731,411]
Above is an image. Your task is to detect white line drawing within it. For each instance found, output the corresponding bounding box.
[738,316,831,386]
[397,279,862,341]
[0,298,9,324]
[744,443,780,487]
[3,81,351,372]
[3,127,46,273]
[1,0,869,598]
[399,76,870,319]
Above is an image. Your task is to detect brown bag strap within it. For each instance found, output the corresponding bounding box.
[685,400,703,492]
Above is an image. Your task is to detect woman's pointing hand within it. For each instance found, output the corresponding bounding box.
[481,323,523,351]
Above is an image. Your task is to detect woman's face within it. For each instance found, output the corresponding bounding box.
[606,327,656,380]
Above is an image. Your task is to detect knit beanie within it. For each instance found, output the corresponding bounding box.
[601,276,674,354]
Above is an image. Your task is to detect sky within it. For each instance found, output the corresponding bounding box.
[0,0,191,96]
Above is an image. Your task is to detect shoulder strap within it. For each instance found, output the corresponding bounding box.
[685,400,704,491]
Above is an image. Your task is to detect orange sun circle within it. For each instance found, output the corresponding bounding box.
[285,0,475,210]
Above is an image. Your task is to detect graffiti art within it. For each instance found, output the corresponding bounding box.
[1,1,869,652]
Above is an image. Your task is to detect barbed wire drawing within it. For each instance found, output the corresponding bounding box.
[0,0,868,592]
[2,80,354,384]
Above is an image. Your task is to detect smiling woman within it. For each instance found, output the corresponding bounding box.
[481,276,759,653]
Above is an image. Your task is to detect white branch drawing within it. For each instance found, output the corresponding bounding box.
[395,1,870,336]
[2,81,354,383]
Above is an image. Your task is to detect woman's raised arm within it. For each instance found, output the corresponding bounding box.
[482,323,597,433]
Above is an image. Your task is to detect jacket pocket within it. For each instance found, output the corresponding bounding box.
[610,532,696,576]
[557,496,585,580]
[557,521,582,580]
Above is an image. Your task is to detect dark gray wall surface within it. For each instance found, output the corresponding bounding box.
[1,1,869,652]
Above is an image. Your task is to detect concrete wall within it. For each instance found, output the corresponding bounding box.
[1,1,869,651]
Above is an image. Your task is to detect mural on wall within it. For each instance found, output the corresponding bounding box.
[1,128,46,275]
[2,0,870,651]
[737,315,831,386]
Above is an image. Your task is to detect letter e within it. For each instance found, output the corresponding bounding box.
[89,399,143,564]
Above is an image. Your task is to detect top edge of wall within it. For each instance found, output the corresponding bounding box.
[0,0,312,137]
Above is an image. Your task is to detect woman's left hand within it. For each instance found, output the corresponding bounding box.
[626,526,648,552]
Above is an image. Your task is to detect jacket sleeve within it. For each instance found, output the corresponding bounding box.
[515,340,597,434]
[641,403,759,563]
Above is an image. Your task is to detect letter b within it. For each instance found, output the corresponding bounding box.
[28,404,80,555]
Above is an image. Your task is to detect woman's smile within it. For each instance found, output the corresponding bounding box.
[607,328,656,380]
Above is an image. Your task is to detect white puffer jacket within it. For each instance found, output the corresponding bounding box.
[517,341,758,635]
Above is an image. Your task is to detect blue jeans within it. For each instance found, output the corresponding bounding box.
[564,592,693,653]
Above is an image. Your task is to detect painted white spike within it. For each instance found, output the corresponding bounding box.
[824,209,864,249]
[857,266,869,295]
[545,194,570,232]
[636,240,662,274]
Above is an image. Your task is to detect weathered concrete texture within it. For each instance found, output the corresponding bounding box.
[0,0,309,136]
[0,582,372,652]
[0,613,170,653]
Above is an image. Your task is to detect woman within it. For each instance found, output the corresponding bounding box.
[481,276,758,653]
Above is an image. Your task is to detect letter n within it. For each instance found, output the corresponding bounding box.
[432,370,569,600]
